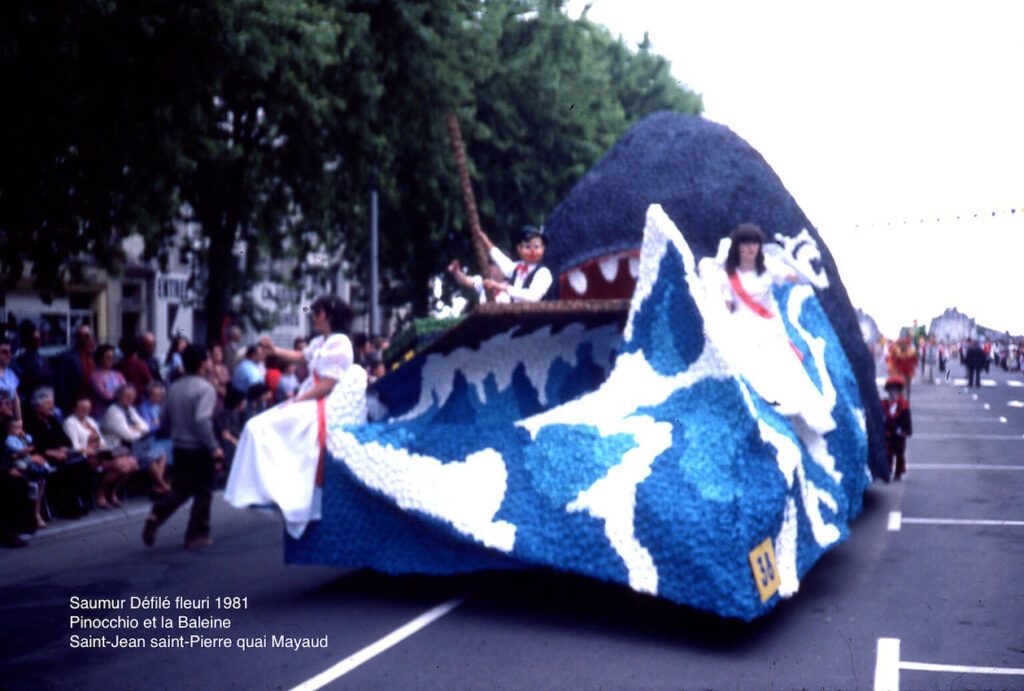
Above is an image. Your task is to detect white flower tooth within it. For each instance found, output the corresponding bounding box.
[628,255,639,279]
[567,268,588,295]
[598,255,620,282]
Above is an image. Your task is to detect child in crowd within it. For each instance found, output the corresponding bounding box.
[882,376,913,481]
[275,362,300,403]
[5,417,54,527]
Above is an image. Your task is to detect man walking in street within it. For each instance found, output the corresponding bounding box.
[143,344,223,549]
[964,338,986,388]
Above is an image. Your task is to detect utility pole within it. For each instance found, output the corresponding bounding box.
[370,187,380,336]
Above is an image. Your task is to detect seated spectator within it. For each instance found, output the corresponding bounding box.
[231,345,265,396]
[24,387,92,517]
[1,390,36,544]
[64,397,138,510]
[275,362,300,403]
[89,344,127,419]
[138,381,174,468]
[0,338,22,422]
[102,385,171,496]
[5,416,54,528]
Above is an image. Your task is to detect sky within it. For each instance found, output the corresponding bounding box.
[565,0,1024,338]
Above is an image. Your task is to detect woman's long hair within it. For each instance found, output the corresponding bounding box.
[724,223,767,275]
[310,295,353,335]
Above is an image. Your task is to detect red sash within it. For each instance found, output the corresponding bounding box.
[728,272,774,319]
[313,373,327,487]
[728,271,804,362]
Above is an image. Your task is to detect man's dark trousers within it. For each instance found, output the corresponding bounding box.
[150,447,214,541]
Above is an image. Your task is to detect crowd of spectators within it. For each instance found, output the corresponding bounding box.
[0,316,394,548]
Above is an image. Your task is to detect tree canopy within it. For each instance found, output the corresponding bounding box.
[0,0,702,334]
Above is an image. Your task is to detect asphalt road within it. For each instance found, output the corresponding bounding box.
[2,361,1023,690]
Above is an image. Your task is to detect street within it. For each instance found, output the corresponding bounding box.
[2,364,1023,690]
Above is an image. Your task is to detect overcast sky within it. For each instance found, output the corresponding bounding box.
[566,0,1024,338]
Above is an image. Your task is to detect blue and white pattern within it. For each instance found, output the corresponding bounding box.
[287,204,870,620]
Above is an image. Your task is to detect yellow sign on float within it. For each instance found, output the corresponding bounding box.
[748,538,781,603]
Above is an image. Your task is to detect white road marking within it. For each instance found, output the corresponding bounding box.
[913,433,1024,440]
[886,511,902,531]
[983,403,991,410]
[1000,416,1008,423]
[875,637,1024,691]
[901,517,1024,527]
[289,596,467,691]
[874,638,900,691]
[911,463,1024,470]
[901,661,1024,675]
[1009,400,1024,407]
[981,379,997,387]
[1009,380,1024,387]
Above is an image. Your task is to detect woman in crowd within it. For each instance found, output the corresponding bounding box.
[206,342,231,407]
[88,344,126,419]
[64,396,138,509]
[164,335,189,383]
[225,295,367,538]
[101,384,171,496]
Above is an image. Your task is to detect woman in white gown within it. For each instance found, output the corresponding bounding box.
[716,223,834,434]
[225,295,367,538]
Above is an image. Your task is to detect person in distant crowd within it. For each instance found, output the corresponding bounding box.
[54,325,97,416]
[886,335,918,401]
[138,381,174,469]
[222,324,244,373]
[264,353,283,397]
[163,335,189,383]
[964,338,987,388]
[230,345,266,396]
[116,335,154,398]
[0,390,33,547]
[88,344,127,419]
[275,362,300,403]
[0,339,22,422]
[24,387,92,517]
[480,225,555,303]
[352,333,371,368]
[5,416,55,528]
[206,343,231,406]
[214,388,247,471]
[245,383,273,419]
[365,353,387,385]
[63,396,137,510]
[139,332,164,384]
[447,260,512,304]
[13,322,54,409]
[142,344,223,549]
[292,337,309,383]
[882,376,913,481]
[920,338,938,384]
[102,384,171,496]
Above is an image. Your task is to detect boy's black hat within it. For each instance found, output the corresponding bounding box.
[519,224,546,244]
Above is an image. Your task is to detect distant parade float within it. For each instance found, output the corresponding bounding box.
[280,112,886,620]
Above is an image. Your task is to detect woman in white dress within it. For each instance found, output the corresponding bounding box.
[718,223,834,433]
[225,295,367,538]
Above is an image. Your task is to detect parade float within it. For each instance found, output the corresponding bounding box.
[280,112,886,620]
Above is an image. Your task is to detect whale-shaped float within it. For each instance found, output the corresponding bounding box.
[283,113,885,620]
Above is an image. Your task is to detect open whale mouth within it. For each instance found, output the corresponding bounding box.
[558,250,641,300]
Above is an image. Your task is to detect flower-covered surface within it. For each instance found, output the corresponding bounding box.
[286,205,870,620]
